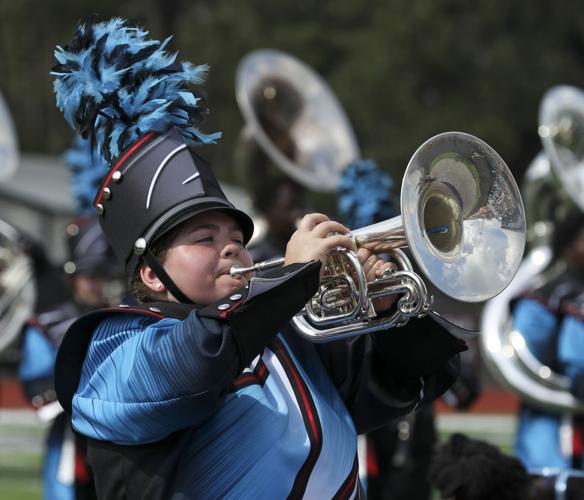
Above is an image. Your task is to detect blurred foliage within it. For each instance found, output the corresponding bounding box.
[1,0,583,190]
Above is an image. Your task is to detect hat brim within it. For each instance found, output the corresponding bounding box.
[126,197,255,276]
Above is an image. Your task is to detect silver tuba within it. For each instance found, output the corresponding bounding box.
[234,131,526,342]
[0,90,36,354]
[235,48,360,192]
[481,85,584,413]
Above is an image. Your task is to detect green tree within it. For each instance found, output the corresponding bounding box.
[1,0,583,189]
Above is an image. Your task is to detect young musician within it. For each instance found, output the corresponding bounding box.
[51,18,465,498]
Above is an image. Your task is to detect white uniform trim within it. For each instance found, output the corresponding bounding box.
[145,144,188,209]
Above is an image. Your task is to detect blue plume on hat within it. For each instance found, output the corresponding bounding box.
[51,17,221,163]
[338,159,398,229]
[64,135,109,215]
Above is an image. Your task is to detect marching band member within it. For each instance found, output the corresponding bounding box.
[248,174,307,263]
[19,134,120,500]
[338,160,480,500]
[51,18,464,498]
[513,210,584,470]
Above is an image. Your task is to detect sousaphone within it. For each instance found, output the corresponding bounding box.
[236,48,360,192]
[481,85,584,413]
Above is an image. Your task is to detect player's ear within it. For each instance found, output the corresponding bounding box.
[140,263,166,293]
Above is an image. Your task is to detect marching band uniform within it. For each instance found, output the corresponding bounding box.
[513,269,584,469]
[557,289,584,469]
[20,301,89,500]
[58,291,462,499]
[51,18,464,499]
[19,215,118,500]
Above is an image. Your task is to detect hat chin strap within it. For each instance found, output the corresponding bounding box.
[143,249,194,304]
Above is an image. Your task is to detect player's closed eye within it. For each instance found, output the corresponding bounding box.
[195,236,214,243]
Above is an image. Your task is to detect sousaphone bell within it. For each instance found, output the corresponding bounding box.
[236,49,360,193]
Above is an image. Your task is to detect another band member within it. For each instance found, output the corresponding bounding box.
[19,215,119,500]
[513,211,584,469]
[19,135,120,500]
[248,174,307,263]
[51,18,465,498]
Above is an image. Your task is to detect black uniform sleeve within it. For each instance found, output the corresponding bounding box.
[198,260,322,370]
[317,315,465,434]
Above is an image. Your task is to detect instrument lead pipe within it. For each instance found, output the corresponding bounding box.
[230,257,285,276]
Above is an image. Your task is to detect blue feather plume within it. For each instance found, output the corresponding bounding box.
[64,135,109,215]
[51,18,221,164]
[337,159,398,229]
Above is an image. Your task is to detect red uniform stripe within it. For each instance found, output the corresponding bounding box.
[332,452,359,499]
[270,339,323,499]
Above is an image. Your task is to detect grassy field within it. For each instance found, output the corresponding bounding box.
[0,411,517,499]
[0,413,44,500]
[0,456,42,500]
[436,413,516,453]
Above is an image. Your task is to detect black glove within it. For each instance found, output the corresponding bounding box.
[443,372,481,410]
[372,315,468,382]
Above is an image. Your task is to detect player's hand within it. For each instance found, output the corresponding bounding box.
[357,247,398,313]
[284,213,356,266]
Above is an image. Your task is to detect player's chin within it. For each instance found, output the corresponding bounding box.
[217,275,247,293]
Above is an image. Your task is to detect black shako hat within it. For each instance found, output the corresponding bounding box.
[63,216,119,277]
[93,127,255,278]
[51,18,253,302]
